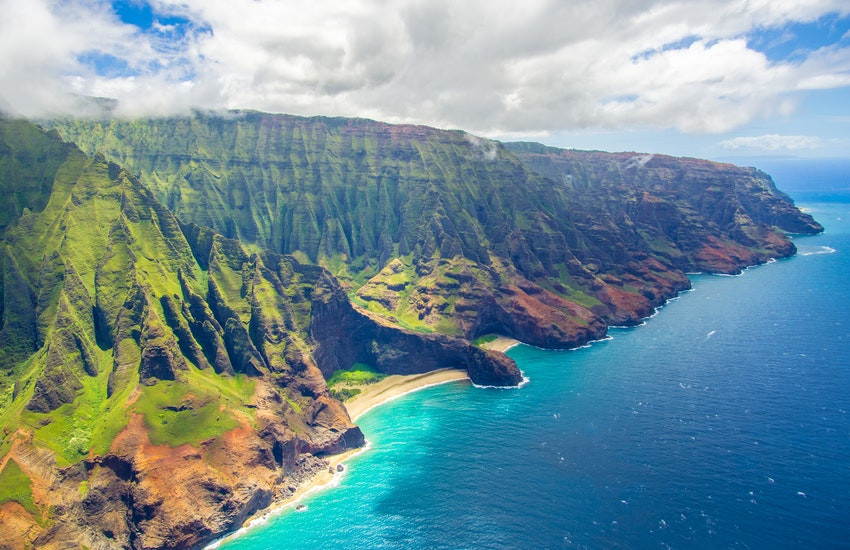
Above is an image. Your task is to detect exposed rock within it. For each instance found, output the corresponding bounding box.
[26,361,82,413]
[310,270,523,386]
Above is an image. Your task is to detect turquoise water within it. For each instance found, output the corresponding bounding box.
[220,196,850,549]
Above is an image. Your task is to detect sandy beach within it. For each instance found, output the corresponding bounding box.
[477,336,521,353]
[344,368,470,421]
[206,447,362,549]
[208,343,527,547]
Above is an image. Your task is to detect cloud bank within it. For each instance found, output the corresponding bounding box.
[720,134,824,151]
[1,0,848,136]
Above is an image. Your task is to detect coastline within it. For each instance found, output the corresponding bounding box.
[205,447,363,549]
[206,367,471,549]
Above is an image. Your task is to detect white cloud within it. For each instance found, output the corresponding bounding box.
[719,134,824,151]
[1,0,849,136]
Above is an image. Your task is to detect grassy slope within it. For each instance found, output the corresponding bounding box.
[48,115,615,338]
[0,113,822,543]
[0,459,38,517]
[327,363,386,401]
[49,114,535,272]
[0,119,323,471]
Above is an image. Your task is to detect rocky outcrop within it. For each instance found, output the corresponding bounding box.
[309,265,523,386]
[505,143,823,274]
[6,392,361,550]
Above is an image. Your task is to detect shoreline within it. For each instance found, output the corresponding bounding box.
[206,262,807,547]
[205,447,363,549]
[345,368,471,421]
[206,368,471,549]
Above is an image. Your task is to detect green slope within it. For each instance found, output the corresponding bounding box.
[49,112,821,346]
[0,117,274,463]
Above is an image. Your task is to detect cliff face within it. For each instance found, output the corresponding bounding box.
[49,113,821,346]
[0,118,517,549]
[505,143,822,274]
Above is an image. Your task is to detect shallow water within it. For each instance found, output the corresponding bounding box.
[221,197,850,549]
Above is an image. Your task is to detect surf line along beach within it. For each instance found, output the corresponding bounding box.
[207,353,525,548]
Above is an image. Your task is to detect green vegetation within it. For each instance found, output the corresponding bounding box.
[472,334,498,347]
[44,112,819,354]
[0,459,39,517]
[327,363,385,401]
[128,371,255,448]
[0,113,820,481]
[134,380,240,447]
[0,119,319,470]
[327,363,386,387]
[329,387,361,401]
[23,356,133,465]
[0,109,824,546]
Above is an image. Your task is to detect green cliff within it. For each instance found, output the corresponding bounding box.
[0,117,516,549]
[50,112,821,348]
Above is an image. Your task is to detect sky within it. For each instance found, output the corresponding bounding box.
[0,0,849,160]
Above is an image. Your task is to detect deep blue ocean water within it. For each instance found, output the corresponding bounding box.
[219,183,850,548]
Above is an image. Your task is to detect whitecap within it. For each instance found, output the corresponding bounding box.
[574,335,614,349]
[472,371,530,390]
[610,321,647,329]
[799,245,836,256]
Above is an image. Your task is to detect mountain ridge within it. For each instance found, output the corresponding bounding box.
[47,112,821,344]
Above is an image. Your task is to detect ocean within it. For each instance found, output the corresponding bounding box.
[219,168,850,549]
